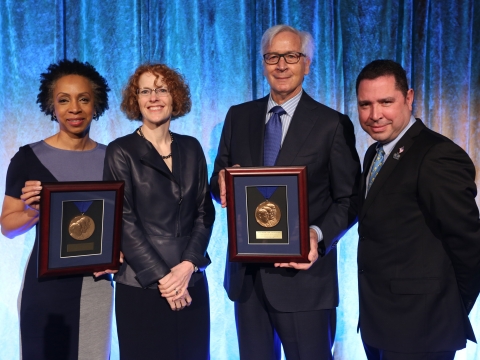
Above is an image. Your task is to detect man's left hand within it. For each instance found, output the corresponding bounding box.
[274,229,319,270]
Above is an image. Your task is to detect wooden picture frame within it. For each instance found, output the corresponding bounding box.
[225,166,310,263]
[38,181,124,277]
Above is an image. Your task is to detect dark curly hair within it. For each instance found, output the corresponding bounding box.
[37,59,110,121]
[121,64,191,121]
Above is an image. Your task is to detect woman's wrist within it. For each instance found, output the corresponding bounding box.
[183,260,197,273]
[158,271,172,284]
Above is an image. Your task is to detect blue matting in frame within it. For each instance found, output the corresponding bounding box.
[48,190,116,268]
[234,175,300,255]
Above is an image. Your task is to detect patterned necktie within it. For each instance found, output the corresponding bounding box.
[264,106,286,166]
[367,145,385,192]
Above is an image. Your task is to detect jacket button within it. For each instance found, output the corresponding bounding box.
[359,236,365,241]
[358,269,364,274]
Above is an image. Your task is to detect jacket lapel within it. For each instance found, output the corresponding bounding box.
[276,92,317,166]
[359,120,425,221]
[250,96,268,166]
[139,135,178,184]
[170,136,181,183]
[359,144,377,212]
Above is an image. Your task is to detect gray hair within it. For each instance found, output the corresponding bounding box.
[260,25,315,61]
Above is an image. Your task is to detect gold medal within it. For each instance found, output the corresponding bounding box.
[255,200,281,228]
[68,215,95,241]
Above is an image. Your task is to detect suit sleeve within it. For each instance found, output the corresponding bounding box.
[181,140,215,270]
[103,142,170,288]
[210,107,233,203]
[317,114,361,254]
[418,141,480,313]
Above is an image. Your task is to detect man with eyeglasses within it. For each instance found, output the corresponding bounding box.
[211,24,360,360]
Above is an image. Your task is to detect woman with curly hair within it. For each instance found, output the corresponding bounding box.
[1,59,113,360]
[104,64,214,359]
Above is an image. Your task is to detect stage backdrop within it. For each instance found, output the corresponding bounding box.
[1,0,479,359]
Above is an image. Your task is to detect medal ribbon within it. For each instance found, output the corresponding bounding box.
[257,186,278,200]
[73,201,93,214]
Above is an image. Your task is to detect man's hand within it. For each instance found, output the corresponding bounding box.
[218,169,227,208]
[218,165,240,208]
[274,229,319,270]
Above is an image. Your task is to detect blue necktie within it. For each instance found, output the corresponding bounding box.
[367,145,385,192]
[264,106,286,166]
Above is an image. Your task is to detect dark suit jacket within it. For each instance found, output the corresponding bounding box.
[104,131,215,289]
[358,119,480,352]
[210,92,360,312]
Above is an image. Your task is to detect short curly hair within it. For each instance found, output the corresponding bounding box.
[37,59,110,121]
[121,64,191,121]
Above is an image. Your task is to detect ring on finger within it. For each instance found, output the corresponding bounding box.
[175,288,178,295]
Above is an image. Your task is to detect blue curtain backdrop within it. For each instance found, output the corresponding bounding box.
[1,0,479,359]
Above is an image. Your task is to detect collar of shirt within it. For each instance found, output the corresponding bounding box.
[366,115,416,198]
[378,115,416,160]
[266,90,303,144]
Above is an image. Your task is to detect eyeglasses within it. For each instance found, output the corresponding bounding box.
[136,87,170,97]
[263,52,306,65]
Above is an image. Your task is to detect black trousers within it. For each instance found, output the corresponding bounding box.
[235,267,336,360]
[363,342,456,360]
[116,275,210,360]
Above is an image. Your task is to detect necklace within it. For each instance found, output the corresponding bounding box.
[137,126,174,159]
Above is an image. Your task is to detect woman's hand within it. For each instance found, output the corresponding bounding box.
[166,289,192,311]
[94,251,124,278]
[21,181,42,212]
[1,181,42,238]
[158,261,195,300]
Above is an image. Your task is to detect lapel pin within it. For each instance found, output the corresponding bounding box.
[393,146,404,160]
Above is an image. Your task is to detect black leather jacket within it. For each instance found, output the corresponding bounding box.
[104,131,215,288]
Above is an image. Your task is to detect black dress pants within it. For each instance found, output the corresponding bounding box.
[235,267,336,360]
[363,341,456,360]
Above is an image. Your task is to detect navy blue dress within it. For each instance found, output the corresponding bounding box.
[5,142,113,360]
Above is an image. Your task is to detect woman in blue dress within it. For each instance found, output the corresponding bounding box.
[0,59,114,360]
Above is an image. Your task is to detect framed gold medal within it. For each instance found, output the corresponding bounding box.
[38,181,124,277]
[225,166,309,262]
